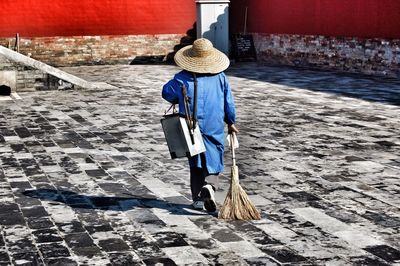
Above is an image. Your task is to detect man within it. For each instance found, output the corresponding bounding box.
[162,38,238,212]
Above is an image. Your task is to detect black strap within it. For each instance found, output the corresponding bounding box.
[192,73,198,130]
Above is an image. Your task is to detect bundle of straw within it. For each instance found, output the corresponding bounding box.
[219,133,261,220]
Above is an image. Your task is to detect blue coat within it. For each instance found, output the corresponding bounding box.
[162,70,236,174]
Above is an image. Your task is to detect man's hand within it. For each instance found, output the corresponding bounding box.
[228,124,239,134]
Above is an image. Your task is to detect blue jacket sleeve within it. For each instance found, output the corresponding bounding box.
[223,74,236,125]
[162,79,180,104]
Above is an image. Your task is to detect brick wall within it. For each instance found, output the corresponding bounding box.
[15,70,51,92]
[253,34,400,78]
[0,33,192,92]
[0,34,187,67]
[2,33,400,78]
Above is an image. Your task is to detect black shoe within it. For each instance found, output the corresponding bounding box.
[200,184,216,212]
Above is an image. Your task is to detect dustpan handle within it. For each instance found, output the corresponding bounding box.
[230,133,236,167]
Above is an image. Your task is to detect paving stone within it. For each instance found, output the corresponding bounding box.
[14,127,32,138]
[362,211,400,228]
[364,245,400,263]
[162,246,208,265]
[221,240,265,259]
[202,251,248,266]
[123,231,165,259]
[185,237,218,251]
[350,256,391,266]
[0,64,399,265]
[259,246,308,264]
[97,238,130,252]
[32,228,63,243]
[9,181,33,190]
[55,221,86,234]
[151,231,189,248]
[0,211,25,225]
[21,205,49,218]
[64,233,94,248]
[142,257,177,266]
[44,257,78,266]
[284,191,321,202]
[70,246,103,258]
[0,250,10,262]
[191,217,243,243]
[245,256,279,266]
[11,252,43,266]
[228,220,282,246]
[108,252,143,266]
[84,223,113,234]
[38,242,71,258]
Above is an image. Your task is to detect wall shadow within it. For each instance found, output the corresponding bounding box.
[201,7,230,56]
[129,55,167,65]
[22,188,205,216]
[165,22,197,64]
[226,3,400,106]
[227,63,400,106]
[129,23,197,65]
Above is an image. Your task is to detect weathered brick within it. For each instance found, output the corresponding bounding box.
[253,33,400,78]
[1,34,185,67]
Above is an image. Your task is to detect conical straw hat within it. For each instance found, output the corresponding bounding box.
[174,38,230,74]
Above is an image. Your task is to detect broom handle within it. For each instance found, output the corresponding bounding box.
[230,133,236,167]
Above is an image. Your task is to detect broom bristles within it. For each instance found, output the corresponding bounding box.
[218,166,261,220]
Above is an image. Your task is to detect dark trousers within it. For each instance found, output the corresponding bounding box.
[190,154,218,201]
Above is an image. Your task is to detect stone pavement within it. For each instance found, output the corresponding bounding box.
[0,63,400,266]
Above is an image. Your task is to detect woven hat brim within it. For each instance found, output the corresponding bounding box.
[174,45,230,74]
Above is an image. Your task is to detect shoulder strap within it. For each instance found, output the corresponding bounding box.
[192,73,198,130]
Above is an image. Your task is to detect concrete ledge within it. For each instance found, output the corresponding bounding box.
[0,45,93,89]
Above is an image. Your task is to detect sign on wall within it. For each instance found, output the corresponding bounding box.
[231,34,257,62]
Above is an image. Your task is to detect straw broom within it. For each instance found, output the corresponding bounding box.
[218,133,261,220]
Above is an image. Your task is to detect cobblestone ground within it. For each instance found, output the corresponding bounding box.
[0,63,400,266]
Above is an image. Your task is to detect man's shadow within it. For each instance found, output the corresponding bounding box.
[165,23,197,63]
[22,189,206,216]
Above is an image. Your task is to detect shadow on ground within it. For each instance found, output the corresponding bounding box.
[23,189,206,216]
[227,63,400,106]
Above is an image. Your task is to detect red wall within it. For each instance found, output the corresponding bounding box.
[230,0,400,39]
[2,0,399,39]
[0,0,196,37]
